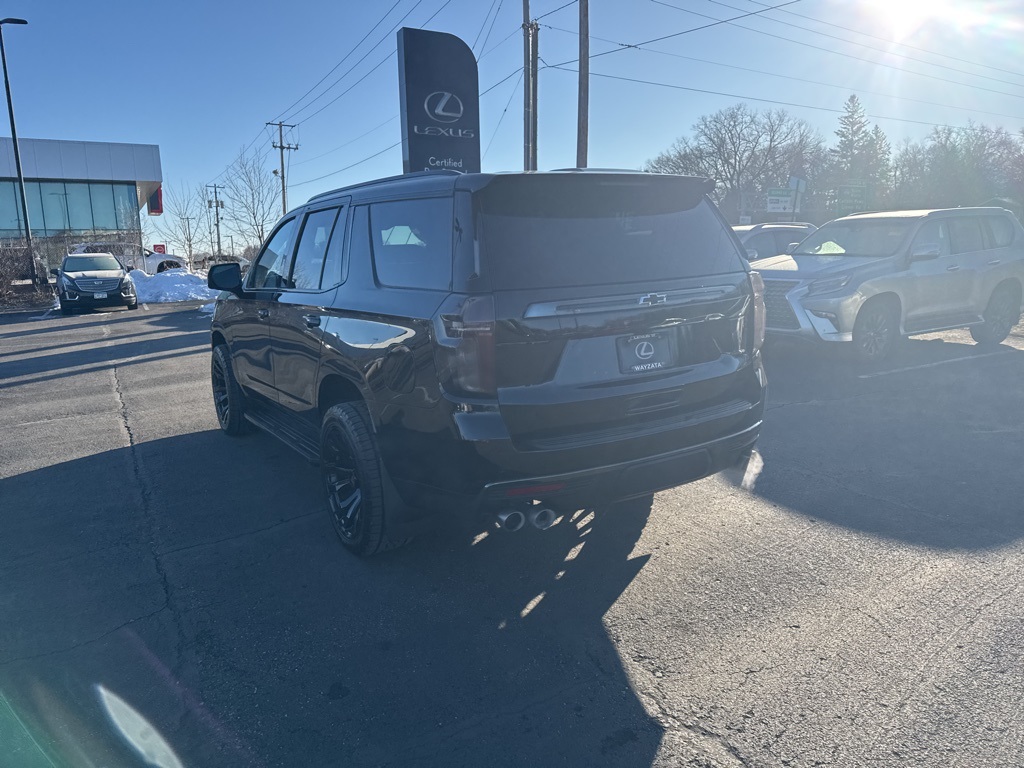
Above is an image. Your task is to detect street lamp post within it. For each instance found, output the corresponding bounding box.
[227,235,233,260]
[0,19,38,287]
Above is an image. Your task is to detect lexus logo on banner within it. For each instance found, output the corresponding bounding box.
[398,28,481,174]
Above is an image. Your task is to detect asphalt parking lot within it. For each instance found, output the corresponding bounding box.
[1,303,1023,767]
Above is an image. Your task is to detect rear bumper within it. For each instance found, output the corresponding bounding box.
[475,421,760,510]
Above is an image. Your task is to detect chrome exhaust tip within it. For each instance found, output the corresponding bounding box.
[497,509,526,532]
[528,507,556,531]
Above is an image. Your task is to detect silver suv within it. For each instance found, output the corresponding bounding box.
[757,208,1024,361]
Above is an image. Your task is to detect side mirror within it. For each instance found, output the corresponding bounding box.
[745,248,759,261]
[787,242,800,253]
[208,262,243,295]
[125,265,135,272]
[50,268,59,277]
[910,244,941,262]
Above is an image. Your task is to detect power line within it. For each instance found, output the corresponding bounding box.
[740,0,1024,82]
[702,0,1024,89]
[270,0,405,125]
[545,63,984,131]
[290,141,402,188]
[480,25,522,60]
[547,0,802,68]
[472,0,500,52]
[478,0,504,57]
[650,0,1024,103]
[292,116,399,167]
[536,0,578,20]
[284,0,426,123]
[540,22,1024,122]
[484,71,524,160]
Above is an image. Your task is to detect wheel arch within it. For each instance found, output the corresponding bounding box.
[858,291,903,332]
[991,277,1022,307]
[318,373,372,422]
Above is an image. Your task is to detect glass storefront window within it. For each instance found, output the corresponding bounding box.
[113,184,139,230]
[0,181,20,232]
[26,181,44,236]
[89,183,116,230]
[65,183,93,231]
[41,182,69,232]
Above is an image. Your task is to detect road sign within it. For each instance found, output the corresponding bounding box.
[838,185,868,214]
[153,244,166,254]
[766,188,797,214]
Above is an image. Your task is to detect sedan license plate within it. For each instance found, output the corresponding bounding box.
[617,331,673,374]
[93,292,107,299]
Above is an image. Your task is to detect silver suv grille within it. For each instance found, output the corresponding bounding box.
[763,280,801,329]
[73,278,121,292]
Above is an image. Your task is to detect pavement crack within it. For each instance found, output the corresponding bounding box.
[156,509,321,557]
[0,604,169,667]
[112,365,187,676]
[766,392,873,412]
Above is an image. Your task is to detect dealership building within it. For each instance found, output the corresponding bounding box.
[0,136,162,267]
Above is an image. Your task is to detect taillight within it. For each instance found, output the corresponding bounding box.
[749,270,766,352]
[435,295,497,396]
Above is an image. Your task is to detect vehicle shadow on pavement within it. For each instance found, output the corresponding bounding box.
[0,310,210,388]
[756,335,1024,550]
[0,429,662,767]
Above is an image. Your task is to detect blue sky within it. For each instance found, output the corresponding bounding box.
[2,0,1023,209]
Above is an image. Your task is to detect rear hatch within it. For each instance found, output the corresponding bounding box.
[464,173,756,451]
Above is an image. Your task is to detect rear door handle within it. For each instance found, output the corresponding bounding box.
[257,309,270,319]
[302,314,321,328]
[946,265,960,272]
[988,259,1001,265]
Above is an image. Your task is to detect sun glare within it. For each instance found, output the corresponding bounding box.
[865,0,989,40]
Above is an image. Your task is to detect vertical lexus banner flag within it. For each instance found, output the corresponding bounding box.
[398,28,481,174]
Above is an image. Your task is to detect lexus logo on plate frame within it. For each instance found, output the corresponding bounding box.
[635,341,656,360]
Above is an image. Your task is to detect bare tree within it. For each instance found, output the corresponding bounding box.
[645,104,823,222]
[152,184,206,265]
[222,148,280,249]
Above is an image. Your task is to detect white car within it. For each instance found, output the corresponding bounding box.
[69,243,187,273]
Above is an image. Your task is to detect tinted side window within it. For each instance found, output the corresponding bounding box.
[291,207,341,290]
[249,218,298,290]
[369,198,453,290]
[948,217,985,254]
[775,231,804,253]
[985,216,1015,248]
[320,208,348,289]
[911,221,950,257]
[745,232,776,259]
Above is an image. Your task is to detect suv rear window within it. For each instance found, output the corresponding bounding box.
[476,176,743,289]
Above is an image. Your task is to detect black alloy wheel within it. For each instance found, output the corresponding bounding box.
[321,403,403,557]
[971,285,1020,346]
[853,301,899,363]
[211,344,249,435]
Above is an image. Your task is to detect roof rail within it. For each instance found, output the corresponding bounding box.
[307,169,463,202]
[548,167,645,173]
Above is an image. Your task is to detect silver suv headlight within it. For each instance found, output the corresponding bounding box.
[808,275,851,295]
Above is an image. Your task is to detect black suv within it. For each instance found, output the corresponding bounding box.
[208,170,767,556]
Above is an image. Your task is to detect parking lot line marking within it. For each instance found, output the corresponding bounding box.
[859,350,1012,379]
[142,303,149,311]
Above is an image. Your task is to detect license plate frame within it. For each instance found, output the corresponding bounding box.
[617,331,673,374]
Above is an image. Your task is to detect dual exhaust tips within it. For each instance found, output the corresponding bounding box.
[497,507,556,532]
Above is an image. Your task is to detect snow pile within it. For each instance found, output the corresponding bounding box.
[130,269,221,304]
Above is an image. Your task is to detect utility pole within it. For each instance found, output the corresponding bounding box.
[268,121,298,215]
[576,0,589,169]
[522,0,532,171]
[206,184,224,259]
[529,21,538,170]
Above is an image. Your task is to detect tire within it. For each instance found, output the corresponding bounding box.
[126,301,139,311]
[321,402,407,557]
[211,344,250,436]
[970,283,1020,346]
[852,300,900,363]
[59,303,72,316]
